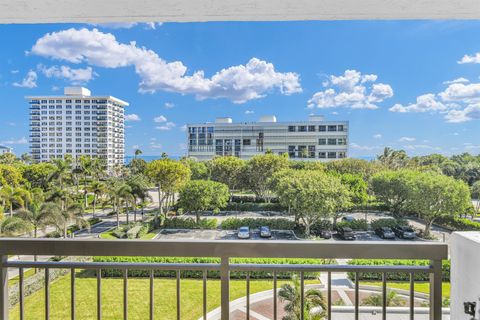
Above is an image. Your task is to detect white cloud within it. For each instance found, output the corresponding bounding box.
[373,134,382,139]
[13,70,37,88]
[125,114,141,121]
[164,102,175,109]
[153,115,167,123]
[150,143,163,149]
[443,77,469,85]
[91,22,163,30]
[399,136,416,142]
[156,122,176,131]
[403,144,441,151]
[307,70,393,110]
[1,137,28,145]
[38,64,96,84]
[458,52,480,64]
[180,125,187,132]
[10,70,19,74]
[439,82,480,104]
[444,104,480,123]
[245,110,254,114]
[131,144,140,150]
[31,28,301,103]
[389,94,446,113]
[350,142,377,151]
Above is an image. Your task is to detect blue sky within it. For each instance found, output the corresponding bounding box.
[1,20,480,157]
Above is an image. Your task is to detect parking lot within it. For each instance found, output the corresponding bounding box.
[156,229,298,240]
[332,230,421,241]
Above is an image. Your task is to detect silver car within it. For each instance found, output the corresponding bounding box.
[237,226,250,239]
[260,226,272,238]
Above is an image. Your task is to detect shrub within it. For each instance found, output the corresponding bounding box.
[111,228,126,239]
[370,218,408,230]
[225,202,286,212]
[163,217,217,230]
[137,220,156,238]
[347,259,450,281]
[336,220,368,231]
[126,226,142,239]
[45,230,61,238]
[220,217,296,230]
[88,217,102,225]
[309,220,333,235]
[94,256,335,279]
[435,216,480,231]
[230,194,280,203]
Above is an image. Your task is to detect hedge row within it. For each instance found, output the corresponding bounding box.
[336,220,368,231]
[220,217,296,230]
[435,216,480,231]
[230,195,279,204]
[94,256,335,279]
[370,218,408,230]
[163,217,217,229]
[225,202,286,212]
[347,259,450,282]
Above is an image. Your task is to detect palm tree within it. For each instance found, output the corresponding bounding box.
[0,216,31,236]
[0,186,26,216]
[134,149,143,159]
[106,179,130,228]
[118,184,134,224]
[48,158,72,189]
[88,181,106,219]
[44,202,88,238]
[279,274,327,320]
[126,174,150,222]
[16,203,52,238]
[361,290,404,307]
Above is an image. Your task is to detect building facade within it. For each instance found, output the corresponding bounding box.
[187,115,348,161]
[28,87,128,166]
[0,145,12,155]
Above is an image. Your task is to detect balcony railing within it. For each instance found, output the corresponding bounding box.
[0,239,447,320]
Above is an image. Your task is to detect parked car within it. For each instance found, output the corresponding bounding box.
[237,226,251,239]
[260,226,272,238]
[320,230,332,239]
[342,216,355,222]
[392,226,415,239]
[337,227,355,240]
[375,227,396,239]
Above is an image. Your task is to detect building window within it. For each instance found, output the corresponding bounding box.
[298,145,307,158]
[288,126,296,132]
[338,138,347,145]
[328,152,337,159]
[308,145,315,158]
[319,152,326,159]
[338,152,346,158]
[319,125,326,132]
[308,125,316,132]
[243,139,251,146]
[328,125,337,132]
[298,126,307,132]
[328,138,337,145]
[319,138,326,145]
[338,125,344,131]
[288,145,296,158]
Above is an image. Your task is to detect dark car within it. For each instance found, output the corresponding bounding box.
[392,226,415,239]
[337,227,355,240]
[260,226,272,238]
[375,227,396,239]
[320,230,332,239]
[342,216,355,223]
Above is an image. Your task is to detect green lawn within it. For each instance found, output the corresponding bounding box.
[362,281,451,298]
[8,268,36,286]
[99,229,160,240]
[9,274,290,320]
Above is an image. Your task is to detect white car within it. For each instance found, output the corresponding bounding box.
[237,226,251,239]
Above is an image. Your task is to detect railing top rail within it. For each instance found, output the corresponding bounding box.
[0,238,448,260]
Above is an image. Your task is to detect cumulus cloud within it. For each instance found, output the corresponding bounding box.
[307,70,393,110]
[444,104,480,123]
[443,77,469,85]
[1,137,28,145]
[92,22,163,30]
[125,114,141,121]
[13,70,37,88]
[399,137,416,142]
[30,28,301,103]
[439,82,480,104]
[458,52,480,64]
[389,94,447,113]
[245,110,254,114]
[373,134,382,139]
[153,115,168,123]
[164,102,174,109]
[350,143,378,151]
[156,122,176,131]
[38,64,96,84]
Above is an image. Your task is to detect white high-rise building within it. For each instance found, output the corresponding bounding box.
[28,87,128,166]
[187,115,349,161]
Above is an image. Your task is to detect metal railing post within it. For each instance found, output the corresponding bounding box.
[429,259,442,320]
[220,257,229,320]
[0,255,7,320]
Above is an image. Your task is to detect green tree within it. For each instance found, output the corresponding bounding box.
[22,162,57,189]
[0,153,18,165]
[87,181,106,219]
[472,181,480,214]
[0,164,23,187]
[181,157,210,180]
[279,274,327,320]
[410,172,471,237]
[48,158,73,189]
[340,173,369,207]
[106,178,129,228]
[134,149,143,159]
[178,180,229,223]
[377,147,409,170]
[126,174,150,222]
[0,186,26,216]
[45,202,87,238]
[0,216,31,236]
[146,159,191,221]
[16,202,54,238]
[210,156,245,197]
[370,170,417,217]
[325,158,381,180]
[244,153,289,202]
